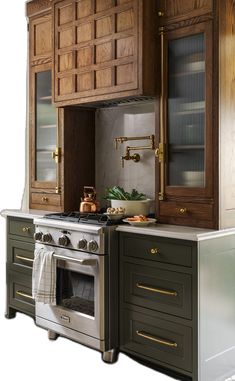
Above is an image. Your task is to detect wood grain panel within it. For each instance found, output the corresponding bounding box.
[77,72,93,91]
[116,63,134,84]
[77,46,93,67]
[34,20,52,56]
[96,68,112,88]
[116,9,134,32]
[77,0,93,18]
[116,36,134,58]
[96,16,112,38]
[59,52,73,72]
[58,76,74,95]
[160,201,213,221]
[157,0,212,25]
[117,0,132,4]
[77,22,92,43]
[96,0,114,12]
[31,193,61,207]
[58,3,74,25]
[96,42,112,63]
[59,28,73,48]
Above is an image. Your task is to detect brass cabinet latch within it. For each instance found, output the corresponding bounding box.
[52,147,62,163]
[155,143,165,163]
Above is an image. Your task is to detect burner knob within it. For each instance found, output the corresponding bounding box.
[42,233,52,243]
[58,235,70,247]
[88,240,98,252]
[78,239,87,250]
[34,231,43,242]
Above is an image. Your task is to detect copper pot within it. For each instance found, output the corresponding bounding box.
[80,186,100,213]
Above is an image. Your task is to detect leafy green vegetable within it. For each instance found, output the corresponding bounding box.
[104,186,146,201]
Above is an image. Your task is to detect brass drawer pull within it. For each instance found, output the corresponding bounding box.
[42,196,49,202]
[22,227,30,233]
[16,291,33,300]
[136,283,178,297]
[150,248,159,255]
[179,208,187,214]
[158,11,164,17]
[16,255,34,263]
[136,330,178,348]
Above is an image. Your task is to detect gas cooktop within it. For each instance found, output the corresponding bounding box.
[43,212,121,226]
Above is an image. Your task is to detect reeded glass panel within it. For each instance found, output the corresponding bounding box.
[36,71,57,182]
[167,33,205,187]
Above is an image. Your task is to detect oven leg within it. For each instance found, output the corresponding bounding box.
[48,330,59,341]
[102,349,119,364]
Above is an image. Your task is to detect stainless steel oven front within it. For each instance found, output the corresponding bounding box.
[35,243,105,351]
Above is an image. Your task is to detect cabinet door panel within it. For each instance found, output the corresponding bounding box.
[30,14,52,65]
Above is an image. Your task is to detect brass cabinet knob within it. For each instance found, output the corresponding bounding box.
[179,208,187,214]
[150,248,159,255]
[42,197,49,202]
[22,227,30,233]
[158,11,164,17]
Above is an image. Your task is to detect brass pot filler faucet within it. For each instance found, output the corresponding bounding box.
[114,135,155,168]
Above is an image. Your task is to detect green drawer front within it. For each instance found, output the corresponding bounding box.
[8,217,35,241]
[9,271,35,316]
[123,262,192,319]
[7,239,34,274]
[121,309,192,372]
[121,233,192,267]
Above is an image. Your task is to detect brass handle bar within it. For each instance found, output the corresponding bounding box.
[22,227,30,233]
[16,291,34,300]
[16,255,34,263]
[136,330,178,348]
[136,283,178,297]
[157,27,165,201]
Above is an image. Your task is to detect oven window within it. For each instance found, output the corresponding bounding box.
[57,269,94,317]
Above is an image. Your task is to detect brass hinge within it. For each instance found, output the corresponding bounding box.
[155,142,165,163]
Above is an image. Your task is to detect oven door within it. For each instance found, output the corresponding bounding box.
[35,244,105,341]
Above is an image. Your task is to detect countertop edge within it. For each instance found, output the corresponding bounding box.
[0,209,47,220]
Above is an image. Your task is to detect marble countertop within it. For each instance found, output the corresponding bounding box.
[116,223,235,241]
[0,209,47,220]
[2,209,235,241]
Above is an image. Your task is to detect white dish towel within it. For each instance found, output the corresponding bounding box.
[32,247,57,305]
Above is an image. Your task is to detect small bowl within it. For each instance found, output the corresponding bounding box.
[123,218,157,227]
[104,212,124,221]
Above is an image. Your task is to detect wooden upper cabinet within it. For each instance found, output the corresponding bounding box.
[157,0,213,25]
[53,0,157,106]
[29,14,52,65]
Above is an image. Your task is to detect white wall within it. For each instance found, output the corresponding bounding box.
[0,2,169,380]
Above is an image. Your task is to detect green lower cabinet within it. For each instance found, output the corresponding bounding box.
[8,270,35,317]
[121,308,192,373]
[6,217,35,319]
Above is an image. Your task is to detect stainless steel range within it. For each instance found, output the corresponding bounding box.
[33,213,119,363]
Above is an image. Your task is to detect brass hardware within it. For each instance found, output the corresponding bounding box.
[179,208,187,214]
[150,248,159,255]
[115,135,155,168]
[51,147,61,163]
[16,291,34,300]
[136,331,178,348]
[136,283,178,297]
[158,28,165,201]
[55,186,61,194]
[158,11,164,17]
[16,255,34,263]
[42,196,49,202]
[22,227,30,233]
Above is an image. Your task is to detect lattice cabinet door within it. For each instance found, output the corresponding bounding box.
[53,0,156,105]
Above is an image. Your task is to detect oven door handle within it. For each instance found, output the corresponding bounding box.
[54,254,97,266]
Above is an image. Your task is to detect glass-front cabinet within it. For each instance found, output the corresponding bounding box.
[30,63,62,211]
[156,22,214,228]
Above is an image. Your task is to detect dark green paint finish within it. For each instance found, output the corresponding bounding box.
[123,261,192,319]
[6,217,35,319]
[8,217,35,242]
[7,239,34,275]
[121,308,192,372]
[8,270,35,317]
[120,233,193,267]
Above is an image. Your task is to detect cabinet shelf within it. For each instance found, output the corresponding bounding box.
[39,95,52,101]
[38,124,56,129]
[171,69,204,78]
